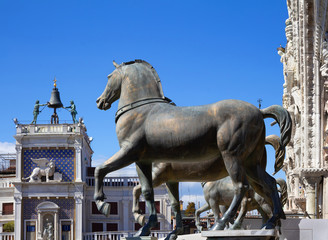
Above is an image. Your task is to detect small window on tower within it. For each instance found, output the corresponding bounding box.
[2,203,13,215]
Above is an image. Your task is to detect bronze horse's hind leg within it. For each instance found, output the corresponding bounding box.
[134,162,158,237]
[246,151,286,229]
[132,177,183,240]
[248,170,285,229]
[165,182,183,240]
[212,154,249,230]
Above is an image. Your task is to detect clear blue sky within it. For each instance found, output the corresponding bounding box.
[0,1,288,205]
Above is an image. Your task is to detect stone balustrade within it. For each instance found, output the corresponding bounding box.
[83,230,170,240]
[16,124,78,135]
[0,179,14,188]
[86,176,139,187]
[0,232,14,240]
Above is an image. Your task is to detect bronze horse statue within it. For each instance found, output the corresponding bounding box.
[195,177,287,232]
[94,59,292,239]
[132,135,285,235]
[131,135,285,237]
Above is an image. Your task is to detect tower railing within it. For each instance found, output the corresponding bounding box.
[86,176,139,187]
[16,123,77,134]
[83,230,170,240]
[0,179,14,188]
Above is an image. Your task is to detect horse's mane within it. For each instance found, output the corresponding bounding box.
[117,59,165,99]
[119,59,153,69]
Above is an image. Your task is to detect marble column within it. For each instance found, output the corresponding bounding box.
[75,195,83,239]
[74,145,82,182]
[294,176,300,198]
[165,199,172,230]
[15,144,22,180]
[303,177,319,218]
[14,195,22,240]
[54,211,58,240]
[323,176,328,218]
[122,200,130,231]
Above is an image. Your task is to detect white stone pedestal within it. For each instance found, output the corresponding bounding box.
[201,229,277,240]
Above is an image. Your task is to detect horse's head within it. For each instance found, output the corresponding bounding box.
[97,61,123,110]
[97,59,166,111]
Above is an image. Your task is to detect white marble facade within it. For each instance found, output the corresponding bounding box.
[0,121,171,239]
[281,0,328,219]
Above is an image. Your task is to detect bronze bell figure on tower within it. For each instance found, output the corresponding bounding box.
[48,78,63,124]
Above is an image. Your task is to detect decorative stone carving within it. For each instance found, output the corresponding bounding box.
[42,223,54,240]
[22,158,56,182]
[14,195,22,203]
[280,0,328,218]
[320,35,328,77]
[74,194,83,204]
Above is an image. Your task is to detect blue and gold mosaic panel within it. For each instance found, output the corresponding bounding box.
[23,149,75,182]
[23,198,75,220]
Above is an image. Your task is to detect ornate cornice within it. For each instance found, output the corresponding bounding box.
[300,168,328,177]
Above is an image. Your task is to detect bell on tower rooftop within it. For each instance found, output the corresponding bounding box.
[48,78,63,124]
[48,77,63,109]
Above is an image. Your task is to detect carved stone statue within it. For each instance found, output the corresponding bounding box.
[23,158,55,182]
[94,60,292,239]
[65,100,78,123]
[42,222,54,240]
[31,100,47,124]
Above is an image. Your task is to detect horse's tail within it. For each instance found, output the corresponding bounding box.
[261,105,292,173]
[265,135,285,175]
[276,178,288,207]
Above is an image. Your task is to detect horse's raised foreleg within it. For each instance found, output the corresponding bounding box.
[164,182,183,240]
[94,146,137,217]
[134,162,158,237]
[132,184,145,226]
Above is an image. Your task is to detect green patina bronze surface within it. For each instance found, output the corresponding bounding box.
[94,60,292,240]
[31,100,47,124]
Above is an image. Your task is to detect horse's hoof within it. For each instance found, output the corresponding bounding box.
[164,233,177,240]
[164,228,183,240]
[176,227,184,235]
[229,223,242,230]
[280,211,286,220]
[165,234,177,240]
[195,227,203,233]
[262,222,275,229]
[137,215,145,226]
[134,226,150,237]
[133,212,145,226]
[210,222,224,231]
[96,200,111,217]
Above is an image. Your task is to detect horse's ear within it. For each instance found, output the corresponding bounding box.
[113,60,120,68]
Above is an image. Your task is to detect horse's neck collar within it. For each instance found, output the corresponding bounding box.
[115,97,174,123]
